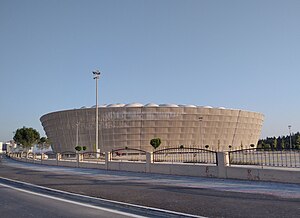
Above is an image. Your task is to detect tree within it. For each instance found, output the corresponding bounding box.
[37,137,51,151]
[150,138,161,150]
[295,135,300,150]
[75,146,82,152]
[272,138,277,149]
[82,146,87,151]
[281,139,285,149]
[13,127,40,151]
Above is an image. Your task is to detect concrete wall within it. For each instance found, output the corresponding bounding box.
[8,152,300,184]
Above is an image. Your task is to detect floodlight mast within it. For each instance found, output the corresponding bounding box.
[288,125,292,149]
[93,70,101,152]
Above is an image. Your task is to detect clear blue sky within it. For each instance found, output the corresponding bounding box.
[1,0,299,142]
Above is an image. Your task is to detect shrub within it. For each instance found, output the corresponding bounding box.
[75,146,82,152]
[150,138,161,150]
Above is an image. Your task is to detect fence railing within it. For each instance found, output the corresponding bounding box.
[111,148,147,162]
[7,148,300,168]
[60,151,77,160]
[82,152,105,162]
[229,148,300,168]
[44,152,57,160]
[153,147,218,165]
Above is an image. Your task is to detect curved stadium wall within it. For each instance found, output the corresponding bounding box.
[40,103,264,153]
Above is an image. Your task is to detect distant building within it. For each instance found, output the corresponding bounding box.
[0,141,16,153]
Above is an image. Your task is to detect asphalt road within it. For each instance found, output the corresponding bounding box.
[1,156,300,218]
[0,183,138,218]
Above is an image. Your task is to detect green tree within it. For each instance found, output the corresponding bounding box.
[75,146,82,152]
[37,137,51,151]
[295,135,300,149]
[150,138,161,150]
[281,139,285,149]
[13,127,40,151]
[272,138,277,149]
[82,146,87,151]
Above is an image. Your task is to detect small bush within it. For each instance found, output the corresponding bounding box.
[150,138,161,150]
[75,146,82,152]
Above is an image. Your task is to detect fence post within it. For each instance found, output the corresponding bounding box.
[76,152,80,168]
[33,153,37,163]
[56,153,61,166]
[146,152,153,173]
[217,152,229,178]
[105,152,111,170]
[41,152,43,164]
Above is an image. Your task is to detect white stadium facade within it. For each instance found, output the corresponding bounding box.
[40,103,264,153]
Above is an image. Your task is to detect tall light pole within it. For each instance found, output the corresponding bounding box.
[93,70,101,152]
[288,125,292,149]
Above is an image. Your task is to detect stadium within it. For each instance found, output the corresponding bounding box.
[40,103,264,153]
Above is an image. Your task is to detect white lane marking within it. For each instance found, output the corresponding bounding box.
[0,182,145,218]
[0,176,205,218]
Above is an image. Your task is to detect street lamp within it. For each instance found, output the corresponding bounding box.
[93,70,101,152]
[288,125,292,149]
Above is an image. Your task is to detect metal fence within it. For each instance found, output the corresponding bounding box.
[60,151,77,160]
[153,147,218,164]
[82,152,105,162]
[111,148,147,162]
[44,152,57,160]
[229,148,300,168]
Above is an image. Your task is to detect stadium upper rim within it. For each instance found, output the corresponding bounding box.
[40,103,264,119]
